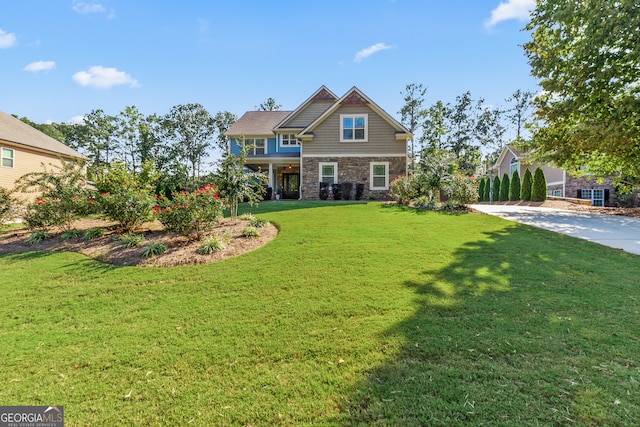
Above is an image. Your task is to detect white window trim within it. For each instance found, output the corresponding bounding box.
[280,133,300,147]
[340,114,368,143]
[319,162,338,184]
[370,161,389,191]
[246,138,267,156]
[1,147,14,168]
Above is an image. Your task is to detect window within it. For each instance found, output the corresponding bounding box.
[1,147,13,168]
[370,162,389,190]
[340,114,368,142]
[319,162,337,185]
[281,134,299,146]
[510,157,519,176]
[553,190,562,197]
[580,188,604,207]
[245,138,266,155]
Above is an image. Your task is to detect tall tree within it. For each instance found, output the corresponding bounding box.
[212,111,237,152]
[420,100,447,155]
[399,83,428,169]
[524,0,640,187]
[504,89,533,141]
[81,109,118,178]
[256,98,281,111]
[163,103,216,190]
[442,92,486,175]
[116,105,145,173]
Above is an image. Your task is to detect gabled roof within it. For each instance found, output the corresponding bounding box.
[495,144,525,168]
[297,86,412,141]
[225,110,292,137]
[0,110,83,158]
[273,85,338,131]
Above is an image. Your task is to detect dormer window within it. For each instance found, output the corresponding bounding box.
[340,114,368,142]
[281,134,299,146]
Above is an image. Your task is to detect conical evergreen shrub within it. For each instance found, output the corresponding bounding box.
[521,168,533,201]
[484,176,491,201]
[478,178,485,202]
[492,175,500,202]
[531,167,547,201]
[500,173,510,201]
[509,170,521,201]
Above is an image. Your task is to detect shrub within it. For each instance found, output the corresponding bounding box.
[250,217,270,228]
[389,174,419,205]
[441,174,478,209]
[509,170,521,201]
[521,169,533,201]
[157,184,223,240]
[95,161,159,233]
[25,229,52,245]
[238,213,255,221]
[483,176,491,201]
[61,229,83,241]
[412,195,436,210]
[83,227,105,240]
[500,173,510,201]
[478,178,485,202]
[0,187,18,226]
[196,237,225,255]
[118,233,146,248]
[242,226,260,238]
[492,176,501,202]
[141,241,167,258]
[531,167,547,202]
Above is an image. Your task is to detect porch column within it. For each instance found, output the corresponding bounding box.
[268,163,274,187]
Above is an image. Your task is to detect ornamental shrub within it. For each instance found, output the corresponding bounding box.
[483,176,491,201]
[478,178,485,202]
[492,176,501,202]
[389,174,419,205]
[521,168,533,201]
[500,173,510,201]
[441,174,478,209]
[0,187,18,226]
[531,167,547,202]
[509,170,521,201]
[157,184,223,240]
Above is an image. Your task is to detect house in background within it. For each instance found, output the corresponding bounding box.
[493,144,616,207]
[0,109,84,201]
[225,86,412,200]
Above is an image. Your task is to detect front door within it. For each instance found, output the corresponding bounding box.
[282,173,299,199]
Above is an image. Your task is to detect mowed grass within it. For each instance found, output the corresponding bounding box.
[1,202,639,426]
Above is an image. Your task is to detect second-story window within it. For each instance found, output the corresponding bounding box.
[340,114,368,142]
[281,134,299,146]
[246,138,266,155]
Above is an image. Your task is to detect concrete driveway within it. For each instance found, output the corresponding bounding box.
[469,204,640,255]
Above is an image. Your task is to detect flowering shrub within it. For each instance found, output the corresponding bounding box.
[441,174,478,209]
[389,174,419,205]
[0,187,18,225]
[157,184,223,240]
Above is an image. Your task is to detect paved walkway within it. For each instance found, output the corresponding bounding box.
[469,204,640,255]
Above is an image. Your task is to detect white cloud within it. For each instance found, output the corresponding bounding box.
[72,2,115,19]
[72,66,140,89]
[23,60,56,73]
[354,43,392,62]
[68,115,86,125]
[0,29,17,48]
[485,0,535,28]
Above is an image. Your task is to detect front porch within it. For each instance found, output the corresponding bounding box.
[245,158,301,200]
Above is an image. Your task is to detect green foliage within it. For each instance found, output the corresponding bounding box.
[389,174,419,205]
[118,233,146,248]
[249,217,270,228]
[61,229,83,241]
[499,173,510,201]
[509,170,521,201]
[492,175,501,202]
[0,187,18,225]
[441,174,478,208]
[157,184,223,240]
[195,237,225,255]
[483,176,491,201]
[412,195,436,209]
[140,241,167,258]
[16,160,93,231]
[241,226,260,238]
[83,227,105,240]
[521,168,533,201]
[95,160,159,232]
[524,0,640,186]
[24,229,52,245]
[531,167,547,202]
[478,177,485,201]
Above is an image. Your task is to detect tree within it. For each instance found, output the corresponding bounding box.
[483,176,491,202]
[256,98,281,111]
[500,173,510,201]
[478,178,485,202]
[521,168,533,201]
[509,170,521,201]
[212,111,237,152]
[420,101,447,155]
[504,89,533,141]
[399,83,428,169]
[524,0,640,188]
[116,106,146,173]
[531,167,547,202]
[80,109,118,178]
[163,104,216,190]
[492,175,501,202]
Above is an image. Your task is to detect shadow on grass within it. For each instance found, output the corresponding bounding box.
[334,223,595,425]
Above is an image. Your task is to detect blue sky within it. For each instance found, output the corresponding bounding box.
[1,0,537,126]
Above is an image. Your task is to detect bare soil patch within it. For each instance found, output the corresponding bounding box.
[0,218,278,267]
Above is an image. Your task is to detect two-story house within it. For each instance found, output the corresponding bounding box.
[225,86,412,200]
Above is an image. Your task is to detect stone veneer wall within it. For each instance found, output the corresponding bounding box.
[301,156,406,200]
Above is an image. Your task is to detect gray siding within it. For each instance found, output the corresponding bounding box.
[284,101,334,128]
[303,105,406,156]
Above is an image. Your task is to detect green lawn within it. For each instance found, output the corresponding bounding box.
[1,202,639,426]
